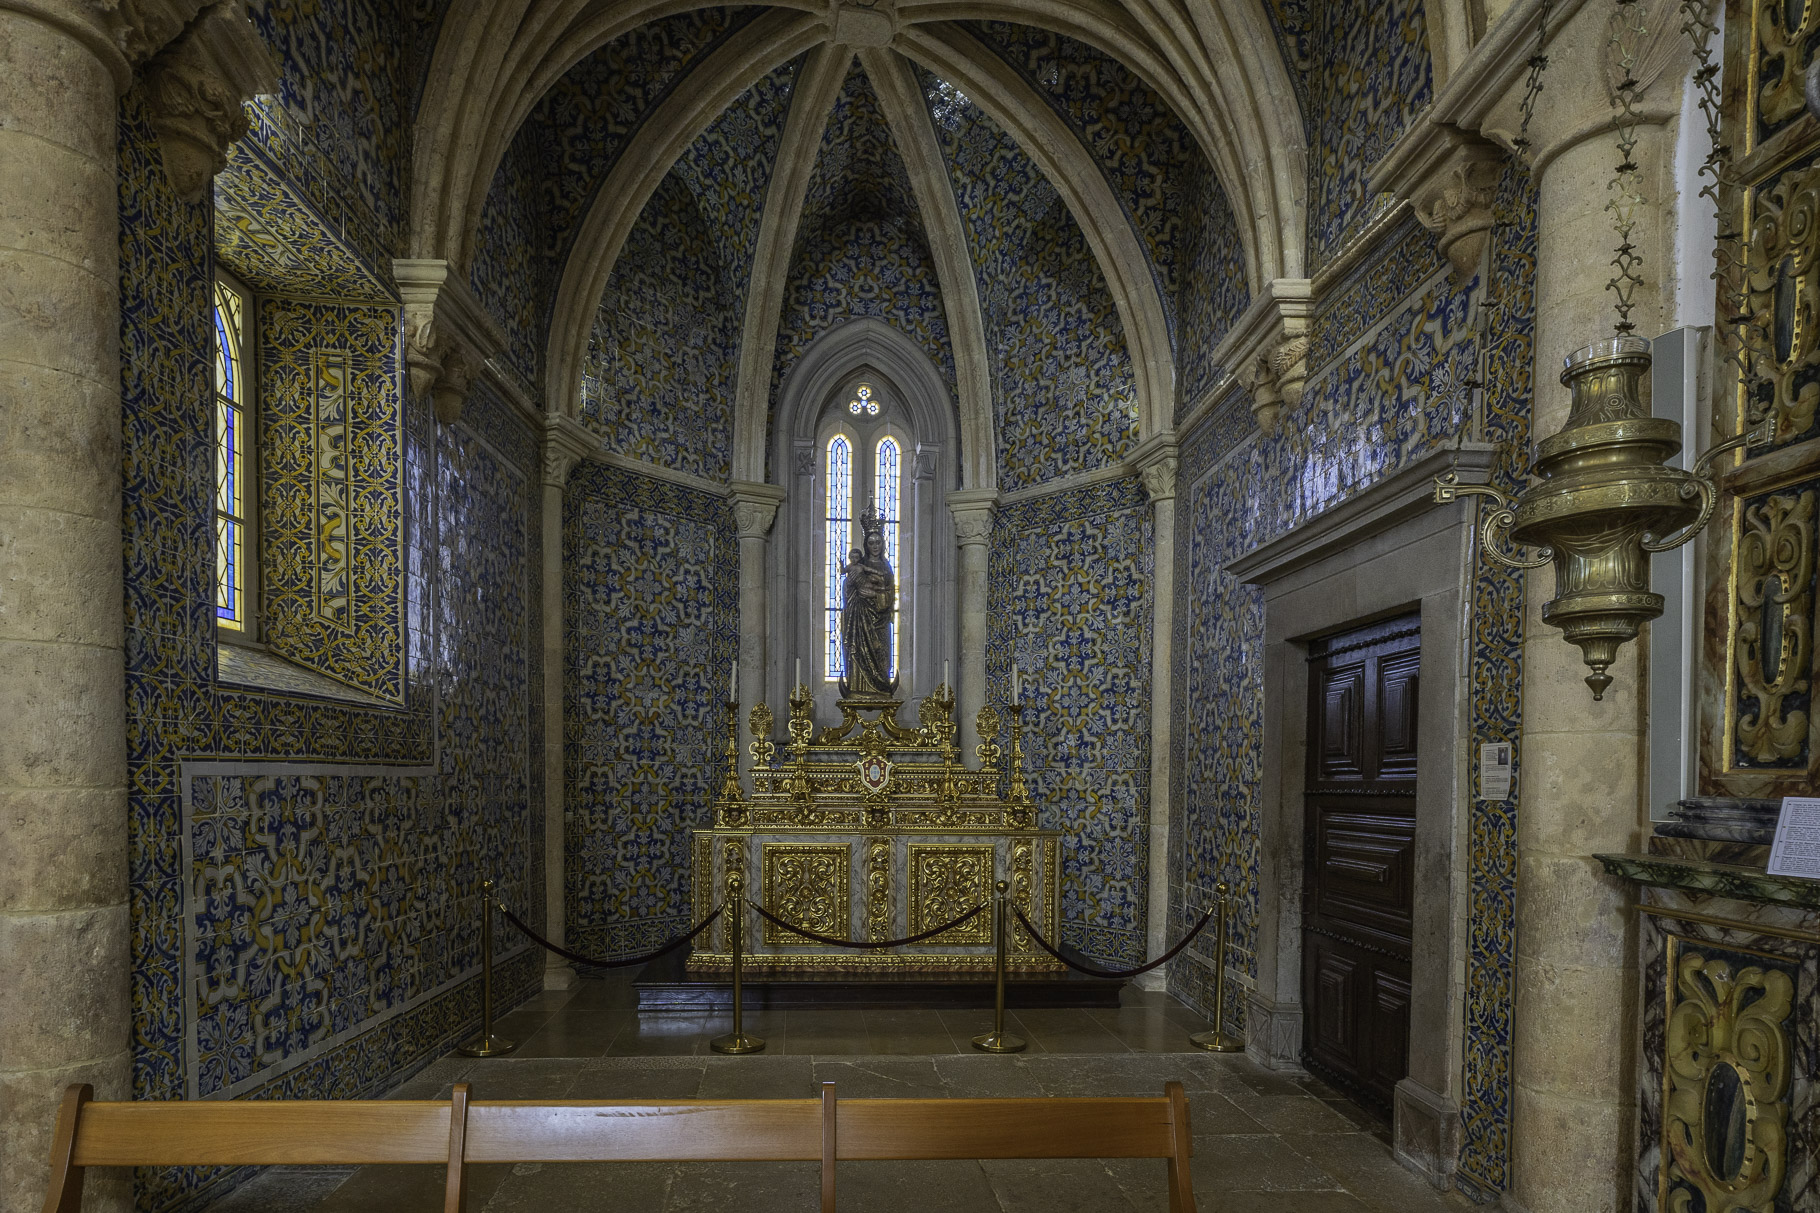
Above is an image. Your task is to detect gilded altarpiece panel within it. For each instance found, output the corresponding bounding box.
[1704,0,1820,796]
[908,845,995,945]
[761,844,851,945]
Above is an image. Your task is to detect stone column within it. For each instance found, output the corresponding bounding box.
[1133,437,1178,990]
[538,419,594,991]
[0,2,263,1206]
[728,481,786,772]
[1500,8,1687,1210]
[946,489,997,753]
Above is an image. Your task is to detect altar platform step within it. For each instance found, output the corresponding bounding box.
[631,948,1124,1010]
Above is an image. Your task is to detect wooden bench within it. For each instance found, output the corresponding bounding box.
[44,1080,1195,1212]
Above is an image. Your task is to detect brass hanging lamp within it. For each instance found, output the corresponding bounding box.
[1437,0,1765,700]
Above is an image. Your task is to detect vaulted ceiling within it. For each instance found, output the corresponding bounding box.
[419,1,1298,490]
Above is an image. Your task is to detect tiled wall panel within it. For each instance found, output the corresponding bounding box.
[563,463,739,959]
[986,478,1153,965]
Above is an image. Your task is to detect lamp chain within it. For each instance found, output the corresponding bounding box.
[1606,0,1651,334]
[1512,0,1553,161]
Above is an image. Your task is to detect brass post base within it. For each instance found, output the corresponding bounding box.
[709,1032,766,1054]
[456,1034,517,1058]
[971,1031,1026,1054]
[1188,1030,1244,1053]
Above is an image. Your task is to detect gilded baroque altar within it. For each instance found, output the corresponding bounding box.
[688,684,1063,974]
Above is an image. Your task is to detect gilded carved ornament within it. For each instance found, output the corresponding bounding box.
[1663,950,1793,1213]
[1732,488,1815,763]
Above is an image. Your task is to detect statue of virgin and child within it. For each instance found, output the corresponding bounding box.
[839,505,898,699]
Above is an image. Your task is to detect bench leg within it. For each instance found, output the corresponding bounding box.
[444,1083,471,1213]
[41,1084,93,1213]
[1164,1081,1195,1213]
[820,1082,837,1213]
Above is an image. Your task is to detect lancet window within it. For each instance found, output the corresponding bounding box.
[821,383,908,683]
[213,275,252,632]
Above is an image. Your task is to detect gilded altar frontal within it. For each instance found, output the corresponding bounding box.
[4,0,1820,1208]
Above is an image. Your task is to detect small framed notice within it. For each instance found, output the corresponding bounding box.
[1479,743,1512,802]
[1767,797,1820,880]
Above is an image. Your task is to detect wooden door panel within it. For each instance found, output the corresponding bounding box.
[1302,614,1419,1119]
[1310,809,1414,944]
[1315,662,1367,783]
[1376,650,1420,782]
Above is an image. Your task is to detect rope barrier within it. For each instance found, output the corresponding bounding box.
[500,903,723,970]
[746,900,987,950]
[1012,903,1218,980]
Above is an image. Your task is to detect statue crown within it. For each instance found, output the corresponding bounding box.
[859,501,885,537]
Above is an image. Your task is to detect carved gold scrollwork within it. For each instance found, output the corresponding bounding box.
[722,840,746,952]
[1733,488,1816,762]
[1663,949,1794,1213]
[761,845,850,945]
[1755,0,1819,131]
[908,845,994,945]
[866,837,892,943]
[1010,841,1034,952]
[1746,165,1820,440]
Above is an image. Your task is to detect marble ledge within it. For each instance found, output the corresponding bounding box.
[1595,852,1820,911]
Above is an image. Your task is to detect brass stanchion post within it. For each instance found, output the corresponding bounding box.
[1190,881,1244,1053]
[710,868,764,1054]
[972,880,1026,1053]
[457,879,516,1057]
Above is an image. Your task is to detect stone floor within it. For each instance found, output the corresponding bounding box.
[202,978,1477,1213]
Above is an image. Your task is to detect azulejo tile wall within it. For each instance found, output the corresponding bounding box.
[563,462,739,960]
[919,68,1139,493]
[259,297,407,703]
[985,478,1153,965]
[468,7,754,379]
[1177,153,1252,408]
[583,173,741,483]
[246,0,411,264]
[121,84,542,1212]
[1305,0,1434,269]
[1169,170,1535,1196]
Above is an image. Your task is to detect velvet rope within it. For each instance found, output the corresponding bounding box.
[1012,903,1218,980]
[500,903,722,970]
[745,899,987,949]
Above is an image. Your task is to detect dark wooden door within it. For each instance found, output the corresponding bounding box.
[1301,614,1419,1118]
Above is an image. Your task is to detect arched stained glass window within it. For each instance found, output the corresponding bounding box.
[875,435,901,674]
[213,278,247,629]
[824,434,852,679]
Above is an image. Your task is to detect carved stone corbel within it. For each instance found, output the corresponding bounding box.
[1372,125,1507,282]
[541,414,595,489]
[1130,433,1179,504]
[728,481,787,539]
[394,259,508,426]
[137,1,277,200]
[1204,279,1311,436]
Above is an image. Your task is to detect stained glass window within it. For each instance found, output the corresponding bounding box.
[848,383,879,415]
[824,434,852,679]
[875,435,901,676]
[213,278,248,629]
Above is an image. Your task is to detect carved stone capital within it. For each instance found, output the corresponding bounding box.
[1206,279,1311,437]
[728,480,788,539]
[1130,433,1179,503]
[395,259,508,426]
[136,1,275,199]
[541,415,595,488]
[1374,128,1506,282]
[945,488,998,546]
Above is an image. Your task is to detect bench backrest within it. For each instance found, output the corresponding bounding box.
[44,1080,1193,1213]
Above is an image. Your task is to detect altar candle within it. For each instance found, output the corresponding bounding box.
[943,659,950,690]
[1013,666,1020,703]
[796,657,802,689]
[729,662,737,703]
